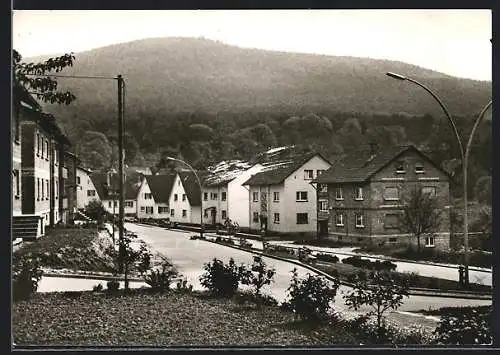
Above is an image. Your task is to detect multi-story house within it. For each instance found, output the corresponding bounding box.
[136,174,176,220]
[76,166,99,209]
[169,171,203,225]
[242,153,331,238]
[12,85,72,239]
[91,171,142,217]
[315,145,451,249]
[202,161,264,229]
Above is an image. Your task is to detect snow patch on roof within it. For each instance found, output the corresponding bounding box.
[204,160,254,186]
[265,146,291,154]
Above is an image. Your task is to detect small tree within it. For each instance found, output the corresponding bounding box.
[343,271,410,341]
[119,234,151,290]
[240,255,276,298]
[282,268,340,322]
[199,258,248,297]
[399,187,442,251]
[84,200,108,225]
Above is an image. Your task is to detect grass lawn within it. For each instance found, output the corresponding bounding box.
[13,289,365,347]
[13,227,115,273]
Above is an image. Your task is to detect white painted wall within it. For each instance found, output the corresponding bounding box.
[169,174,199,224]
[136,179,157,219]
[102,199,137,216]
[201,185,227,225]
[76,168,100,209]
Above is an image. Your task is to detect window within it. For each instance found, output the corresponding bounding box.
[252,212,259,222]
[174,194,178,201]
[221,192,226,201]
[203,192,208,201]
[221,210,227,219]
[355,213,364,228]
[384,214,399,229]
[125,201,134,208]
[55,180,58,198]
[383,187,399,201]
[335,213,344,226]
[204,210,208,218]
[41,179,44,200]
[335,187,343,200]
[212,193,218,200]
[317,170,325,178]
[415,163,425,174]
[389,237,397,243]
[396,160,405,174]
[296,213,308,224]
[87,190,96,197]
[114,201,118,208]
[425,236,435,247]
[46,180,49,199]
[146,206,153,214]
[170,209,175,217]
[296,191,308,202]
[318,183,327,193]
[45,140,49,160]
[304,169,313,180]
[182,194,186,201]
[77,176,81,185]
[54,148,58,165]
[144,193,152,199]
[36,133,41,155]
[253,192,259,202]
[421,186,437,198]
[140,206,145,212]
[354,186,363,200]
[41,136,45,158]
[158,206,168,213]
[319,200,328,211]
[182,209,187,218]
[273,192,280,202]
[109,201,112,208]
[13,170,19,197]
[274,213,280,224]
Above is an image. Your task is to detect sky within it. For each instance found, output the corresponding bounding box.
[12,10,492,81]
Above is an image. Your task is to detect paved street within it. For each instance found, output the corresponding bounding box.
[125,223,491,321]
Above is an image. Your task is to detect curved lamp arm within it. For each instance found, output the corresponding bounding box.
[166,157,202,190]
[464,100,492,165]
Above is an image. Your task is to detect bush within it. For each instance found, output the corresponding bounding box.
[92,283,104,292]
[106,280,120,292]
[144,263,177,292]
[342,256,396,272]
[234,290,278,307]
[282,268,340,322]
[315,253,339,263]
[12,256,43,302]
[199,258,248,297]
[240,255,276,297]
[175,278,193,293]
[433,306,492,345]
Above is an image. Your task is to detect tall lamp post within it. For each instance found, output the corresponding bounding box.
[165,157,204,239]
[386,71,492,286]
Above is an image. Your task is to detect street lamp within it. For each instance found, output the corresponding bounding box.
[386,71,492,287]
[165,157,204,239]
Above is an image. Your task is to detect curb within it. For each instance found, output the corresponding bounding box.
[200,238,492,300]
[42,272,146,282]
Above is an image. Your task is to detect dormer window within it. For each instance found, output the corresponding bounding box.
[396,161,405,174]
[415,163,425,174]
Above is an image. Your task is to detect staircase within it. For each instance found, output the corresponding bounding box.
[12,215,43,241]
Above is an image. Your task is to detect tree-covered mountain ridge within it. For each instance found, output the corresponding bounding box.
[33,36,490,118]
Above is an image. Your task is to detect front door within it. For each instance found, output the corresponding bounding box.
[319,220,328,238]
[210,209,216,226]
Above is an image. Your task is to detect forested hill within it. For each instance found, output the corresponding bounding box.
[23,37,491,203]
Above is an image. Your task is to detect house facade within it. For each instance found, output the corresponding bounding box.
[243,154,331,238]
[316,145,451,250]
[169,171,202,225]
[202,162,264,229]
[136,174,175,220]
[76,166,99,209]
[12,86,74,240]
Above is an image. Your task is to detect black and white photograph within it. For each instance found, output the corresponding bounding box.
[11,9,492,348]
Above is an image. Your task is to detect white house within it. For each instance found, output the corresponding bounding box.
[76,166,99,209]
[202,160,264,229]
[242,153,331,238]
[136,174,175,220]
[169,171,202,225]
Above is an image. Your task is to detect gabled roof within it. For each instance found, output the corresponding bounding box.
[203,160,254,187]
[315,145,450,184]
[178,171,208,206]
[144,174,176,203]
[90,172,144,201]
[242,152,330,186]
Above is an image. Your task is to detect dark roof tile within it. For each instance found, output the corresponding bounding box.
[144,174,176,203]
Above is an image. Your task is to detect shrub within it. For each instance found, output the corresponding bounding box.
[282,268,340,322]
[343,271,410,341]
[240,255,276,297]
[342,256,396,271]
[315,253,339,263]
[175,278,193,293]
[144,263,177,292]
[136,244,152,276]
[199,258,248,297]
[106,280,120,292]
[234,290,278,307]
[92,283,103,292]
[433,306,492,345]
[189,235,198,240]
[12,256,43,302]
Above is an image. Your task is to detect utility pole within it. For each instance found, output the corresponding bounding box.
[117,75,126,287]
